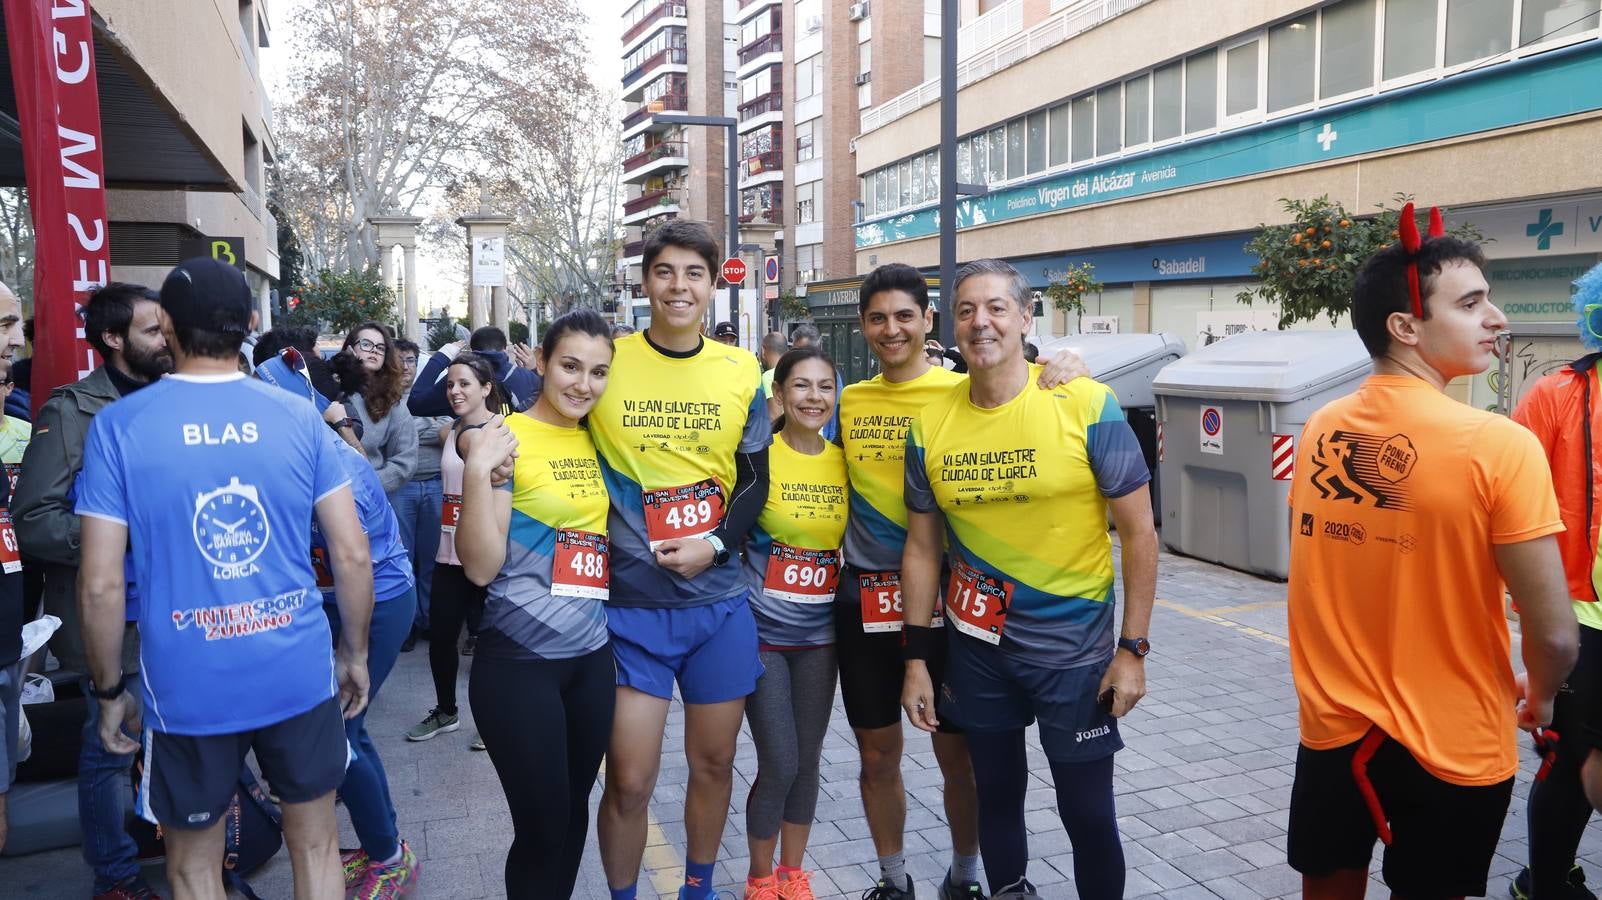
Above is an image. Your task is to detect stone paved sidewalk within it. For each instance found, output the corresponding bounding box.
[6,546,1598,898]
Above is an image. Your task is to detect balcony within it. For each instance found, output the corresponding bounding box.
[738,90,783,127]
[740,189,783,226]
[622,140,688,175]
[623,1,687,47]
[622,88,686,133]
[738,31,782,65]
[622,239,647,260]
[623,188,684,224]
[739,149,783,181]
[623,46,687,97]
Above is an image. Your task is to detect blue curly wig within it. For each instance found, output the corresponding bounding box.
[1576,261,1602,352]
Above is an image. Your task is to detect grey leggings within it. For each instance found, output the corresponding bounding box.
[744,645,839,840]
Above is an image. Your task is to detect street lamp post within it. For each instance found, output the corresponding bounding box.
[938,0,991,348]
[647,111,741,327]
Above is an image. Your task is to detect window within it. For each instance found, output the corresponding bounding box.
[741,184,780,224]
[1124,75,1149,146]
[1048,102,1071,166]
[925,151,938,197]
[911,155,926,203]
[796,119,815,161]
[796,55,822,100]
[971,132,990,185]
[1225,40,1259,117]
[796,243,822,282]
[1446,0,1513,65]
[1384,0,1439,79]
[987,126,1005,183]
[796,180,819,223]
[957,138,973,183]
[1071,94,1095,162]
[1321,0,1376,97]
[741,65,775,102]
[887,165,900,210]
[861,176,872,216]
[1095,84,1121,155]
[1522,0,1600,44]
[1026,111,1046,173]
[897,159,912,207]
[1268,14,1316,110]
[1152,62,1182,140]
[741,124,779,159]
[874,170,887,212]
[740,9,775,48]
[859,41,872,74]
[1185,49,1218,133]
[1006,119,1025,180]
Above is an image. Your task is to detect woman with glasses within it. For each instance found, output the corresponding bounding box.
[342,322,418,494]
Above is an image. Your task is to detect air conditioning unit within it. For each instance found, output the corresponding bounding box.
[848,137,859,154]
[854,72,872,86]
[670,3,686,15]
[848,2,869,22]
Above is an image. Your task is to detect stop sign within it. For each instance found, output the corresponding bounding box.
[721,257,748,284]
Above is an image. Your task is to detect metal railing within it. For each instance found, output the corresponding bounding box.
[624,188,683,217]
[623,46,687,91]
[622,88,687,130]
[738,31,782,66]
[738,90,783,121]
[740,149,783,180]
[622,140,688,174]
[622,1,680,46]
[859,0,1153,134]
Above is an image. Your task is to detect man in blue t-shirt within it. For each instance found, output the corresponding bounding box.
[76,258,375,899]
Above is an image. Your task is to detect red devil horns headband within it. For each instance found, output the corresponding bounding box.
[1398,202,1446,318]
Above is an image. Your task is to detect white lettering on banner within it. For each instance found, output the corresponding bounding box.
[52,30,89,83]
[58,125,100,189]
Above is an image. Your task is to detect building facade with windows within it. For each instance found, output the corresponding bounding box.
[619,0,735,327]
[849,0,1602,393]
[1,0,282,322]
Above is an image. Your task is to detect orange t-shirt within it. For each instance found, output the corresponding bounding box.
[1287,374,1562,786]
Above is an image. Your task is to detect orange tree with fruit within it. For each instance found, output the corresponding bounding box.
[1237,194,1482,327]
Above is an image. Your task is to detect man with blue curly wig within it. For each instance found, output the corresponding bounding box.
[1511,260,1602,900]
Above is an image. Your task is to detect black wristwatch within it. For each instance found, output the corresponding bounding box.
[1117,636,1151,658]
[704,534,731,567]
[89,673,131,701]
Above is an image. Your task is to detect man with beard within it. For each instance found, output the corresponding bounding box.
[13,283,174,899]
[0,281,35,854]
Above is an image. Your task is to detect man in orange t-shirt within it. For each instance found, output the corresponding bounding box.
[1286,223,1577,900]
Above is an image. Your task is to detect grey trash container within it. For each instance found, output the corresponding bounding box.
[1038,332,1185,526]
[1151,330,1372,580]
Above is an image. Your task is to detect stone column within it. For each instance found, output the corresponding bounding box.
[456,193,514,334]
[367,216,425,342]
[402,246,419,342]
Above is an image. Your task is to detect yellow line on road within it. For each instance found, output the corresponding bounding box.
[1155,597,1290,647]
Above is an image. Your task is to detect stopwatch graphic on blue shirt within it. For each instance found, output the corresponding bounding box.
[192,477,271,567]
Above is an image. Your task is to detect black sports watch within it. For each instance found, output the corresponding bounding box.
[704,534,731,567]
[89,673,131,701]
[1117,636,1151,658]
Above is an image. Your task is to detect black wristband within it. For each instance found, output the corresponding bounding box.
[902,624,936,662]
[89,672,129,701]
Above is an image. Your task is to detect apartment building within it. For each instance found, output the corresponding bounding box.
[0,0,282,321]
[620,0,937,340]
[838,0,1601,397]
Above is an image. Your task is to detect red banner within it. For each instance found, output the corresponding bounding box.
[5,0,109,416]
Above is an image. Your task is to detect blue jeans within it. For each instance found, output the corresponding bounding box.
[78,673,140,892]
[325,587,417,860]
[389,477,443,632]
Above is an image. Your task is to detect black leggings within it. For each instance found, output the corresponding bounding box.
[1526,622,1602,897]
[428,563,485,714]
[469,647,616,900]
[966,729,1124,899]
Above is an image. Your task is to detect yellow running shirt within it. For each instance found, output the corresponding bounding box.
[744,434,848,647]
[838,365,965,574]
[905,366,1149,666]
[589,332,770,608]
[478,412,611,660]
